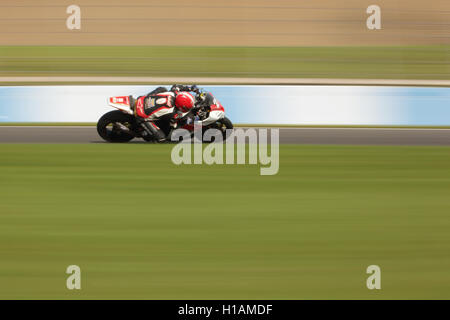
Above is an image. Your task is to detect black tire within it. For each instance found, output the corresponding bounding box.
[218,117,234,140]
[97,110,136,143]
[219,117,233,130]
[204,117,234,142]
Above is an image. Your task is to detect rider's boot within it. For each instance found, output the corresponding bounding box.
[141,121,166,143]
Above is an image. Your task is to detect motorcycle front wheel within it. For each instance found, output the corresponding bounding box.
[203,117,234,142]
[216,117,234,140]
[97,110,136,143]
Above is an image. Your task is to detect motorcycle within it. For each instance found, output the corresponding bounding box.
[96,89,233,143]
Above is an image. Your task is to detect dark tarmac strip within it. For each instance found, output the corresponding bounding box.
[0,126,449,146]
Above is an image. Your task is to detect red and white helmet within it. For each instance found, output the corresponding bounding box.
[175,92,195,113]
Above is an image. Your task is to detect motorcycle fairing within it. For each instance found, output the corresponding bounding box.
[199,100,225,125]
[200,110,225,126]
[210,103,225,112]
[107,96,133,115]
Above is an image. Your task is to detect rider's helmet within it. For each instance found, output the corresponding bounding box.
[175,92,195,113]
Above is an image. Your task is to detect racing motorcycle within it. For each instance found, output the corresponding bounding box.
[96,89,233,143]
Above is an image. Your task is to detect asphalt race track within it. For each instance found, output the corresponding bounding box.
[0,126,449,146]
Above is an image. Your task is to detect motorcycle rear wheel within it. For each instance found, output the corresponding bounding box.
[97,110,136,143]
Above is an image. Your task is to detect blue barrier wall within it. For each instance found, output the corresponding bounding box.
[0,85,449,125]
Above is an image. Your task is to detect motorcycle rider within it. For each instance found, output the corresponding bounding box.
[134,84,199,142]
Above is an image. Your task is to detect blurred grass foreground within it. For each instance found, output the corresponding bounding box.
[0,144,449,299]
[0,46,449,80]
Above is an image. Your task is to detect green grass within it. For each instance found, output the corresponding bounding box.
[0,45,449,79]
[0,144,450,299]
